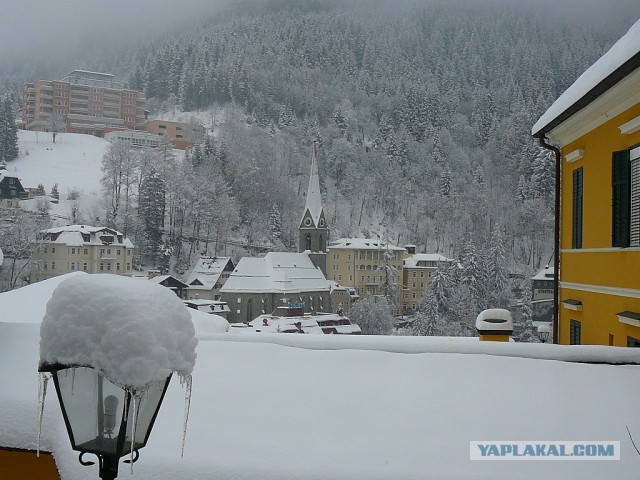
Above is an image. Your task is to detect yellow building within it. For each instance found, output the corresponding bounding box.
[31,225,134,283]
[401,253,451,315]
[532,20,640,346]
[326,238,406,314]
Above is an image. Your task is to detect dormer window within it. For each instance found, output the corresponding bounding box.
[100,235,114,244]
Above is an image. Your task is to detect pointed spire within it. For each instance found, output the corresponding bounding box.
[302,140,323,225]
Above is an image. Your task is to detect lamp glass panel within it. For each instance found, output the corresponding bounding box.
[55,367,126,456]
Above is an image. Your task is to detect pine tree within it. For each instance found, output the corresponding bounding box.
[486,224,510,308]
[139,167,166,261]
[0,95,19,161]
[269,203,282,241]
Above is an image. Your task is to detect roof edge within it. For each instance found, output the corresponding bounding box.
[532,50,640,138]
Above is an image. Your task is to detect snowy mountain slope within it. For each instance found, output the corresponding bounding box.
[10,130,107,196]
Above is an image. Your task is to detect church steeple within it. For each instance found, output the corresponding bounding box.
[299,141,328,275]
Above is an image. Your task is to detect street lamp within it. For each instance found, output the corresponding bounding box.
[537,324,551,343]
[38,363,171,480]
[37,274,197,480]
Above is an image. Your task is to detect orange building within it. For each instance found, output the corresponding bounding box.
[22,70,146,137]
[145,120,205,149]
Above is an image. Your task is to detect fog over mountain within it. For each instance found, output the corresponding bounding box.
[2,0,640,315]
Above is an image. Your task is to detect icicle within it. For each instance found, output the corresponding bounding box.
[179,374,193,458]
[37,372,51,457]
[129,391,141,474]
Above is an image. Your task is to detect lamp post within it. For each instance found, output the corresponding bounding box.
[537,324,551,343]
[38,363,171,480]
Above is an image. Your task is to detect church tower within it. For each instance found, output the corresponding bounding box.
[299,141,328,276]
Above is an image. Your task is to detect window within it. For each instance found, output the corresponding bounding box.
[305,234,311,251]
[70,262,75,271]
[83,263,87,271]
[84,248,88,255]
[52,247,55,253]
[117,263,120,271]
[612,146,640,247]
[572,167,583,249]
[51,262,55,270]
[100,263,104,271]
[127,263,131,270]
[570,320,581,345]
[107,263,111,271]
[628,336,640,347]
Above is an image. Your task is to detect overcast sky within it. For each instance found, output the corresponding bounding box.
[0,0,226,65]
[1,0,639,69]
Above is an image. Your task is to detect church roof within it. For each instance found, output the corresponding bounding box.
[301,142,324,225]
[220,252,329,294]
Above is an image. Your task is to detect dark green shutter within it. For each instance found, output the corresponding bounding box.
[572,168,583,249]
[612,150,631,247]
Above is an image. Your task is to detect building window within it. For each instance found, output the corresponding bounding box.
[127,263,131,270]
[572,167,583,249]
[570,319,581,345]
[107,263,111,271]
[305,234,311,251]
[84,248,88,255]
[612,146,640,247]
[71,262,75,271]
[117,263,120,271]
[628,336,640,347]
[83,263,87,271]
[100,263,104,271]
[52,247,55,253]
[51,262,55,270]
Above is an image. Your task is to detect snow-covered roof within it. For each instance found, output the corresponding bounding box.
[328,237,406,252]
[3,283,640,479]
[40,224,134,248]
[531,265,555,281]
[221,252,329,294]
[404,253,452,268]
[185,257,232,291]
[301,142,324,225]
[532,18,640,136]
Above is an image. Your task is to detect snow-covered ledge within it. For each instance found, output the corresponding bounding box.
[618,115,640,135]
[617,310,640,327]
[564,149,585,163]
[562,299,583,311]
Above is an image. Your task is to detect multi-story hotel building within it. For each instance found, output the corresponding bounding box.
[326,238,406,314]
[30,225,134,283]
[22,70,146,137]
[401,253,451,314]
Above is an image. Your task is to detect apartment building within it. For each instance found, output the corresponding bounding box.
[145,120,205,149]
[326,238,406,314]
[401,253,451,314]
[22,70,146,137]
[30,225,134,283]
[532,19,640,346]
